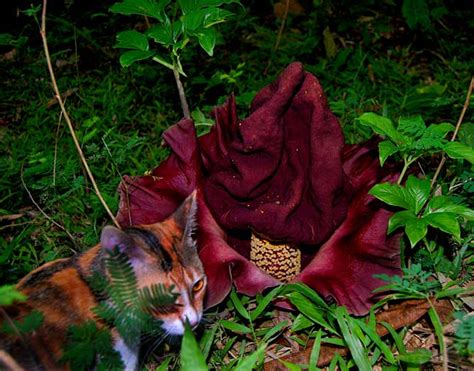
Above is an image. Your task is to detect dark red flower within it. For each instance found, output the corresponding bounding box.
[116,62,401,315]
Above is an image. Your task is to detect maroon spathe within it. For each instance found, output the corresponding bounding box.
[116,62,401,315]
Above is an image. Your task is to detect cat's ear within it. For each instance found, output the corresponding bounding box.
[173,190,198,241]
[100,226,133,252]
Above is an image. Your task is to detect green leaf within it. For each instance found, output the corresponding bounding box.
[0,285,26,306]
[405,218,428,246]
[182,8,233,31]
[115,30,149,50]
[369,183,410,210]
[444,142,474,164]
[356,320,396,364]
[220,319,252,334]
[152,55,175,70]
[423,212,460,240]
[229,289,250,320]
[234,343,266,371]
[323,27,337,59]
[250,285,281,321]
[180,321,208,371]
[398,348,432,365]
[402,0,431,30]
[281,283,330,309]
[405,175,430,214]
[388,210,416,234]
[279,360,303,371]
[110,0,170,22]
[292,313,314,332]
[378,140,399,166]
[179,0,241,14]
[398,115,426,138]
[428,196,474,220]
[199,326,217,361]
[334,307,372,371]
[146,24,173,45]
[1,310,44,336]
[286,292,336,334]
[309,330,322,371]
[119,50,155,67]
[196,28,217,56]
[262,320,288,343]
[358,113,406,145]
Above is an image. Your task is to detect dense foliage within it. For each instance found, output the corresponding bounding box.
[0,0,473,369]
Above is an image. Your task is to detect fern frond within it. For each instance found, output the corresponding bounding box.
[138,284,178,315]
[104,247,138,307]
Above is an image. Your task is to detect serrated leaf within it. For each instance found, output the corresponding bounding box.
[378,140,399,166]
[119,50,155,67]
[444,142,474,164]
[110,0,170,22]
[115,30,149,50]
[405,218,428,246]
[196,27,217,56]
[405,175,430,214]
[358,113,406,145]
[0,285,26,306]
[369,183,411,210]
[388,210,416,234]
[180,322,208,371]
[423,212,460,240]
[398,115,426,138]
[146,24,172,45]
[402,0,431,30]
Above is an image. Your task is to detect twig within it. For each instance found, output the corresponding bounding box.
[20,163,75,243]
[173,67,190,119]
[264,0,290,75]
[0,349,24,371]
[40,0,121,228]
[431,77,474,188]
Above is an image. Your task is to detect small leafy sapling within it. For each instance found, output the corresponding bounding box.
[110,0,242,118]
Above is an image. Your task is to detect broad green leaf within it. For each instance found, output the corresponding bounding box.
[286,292,336,334]
[398,348,432,364]
[424,122,454,138]
[444,142,474,164]
[423,212,460,240]
[405,218,428,246]
[388,210,416,234]
[229,289,250,320]
[405,175,430,214]
[358,113,406,145]
[402,0,431,30]
[234,343,266,371]
[378,140,399,166]
[115,30,149,50]
[334,307,371,371]
[0,285,26,306]
[110,0,170,22]
[179,0,241,14]
[398,115,426,138]
[119,50,155,67]
[369,183,411,210]
[196,27,217,56]
[281,283,330,309]
[180,322,208,371]
[146,24,172,45]
[427,196,474,220]
[182,8,233,31]
[220,319,252,334]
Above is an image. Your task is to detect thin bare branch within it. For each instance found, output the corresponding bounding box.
[431,77,474,188]
[40,0,121,228]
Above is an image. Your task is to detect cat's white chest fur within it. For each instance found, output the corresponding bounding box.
[114,336,139,371]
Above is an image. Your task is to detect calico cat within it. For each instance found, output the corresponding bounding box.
[0,192,206,370]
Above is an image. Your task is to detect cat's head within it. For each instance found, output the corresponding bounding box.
[100,191,206,335]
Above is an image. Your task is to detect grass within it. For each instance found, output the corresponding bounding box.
[0,0,473,369]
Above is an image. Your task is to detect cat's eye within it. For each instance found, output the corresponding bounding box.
[192,279,205,293]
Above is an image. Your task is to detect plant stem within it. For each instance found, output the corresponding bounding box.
[397,160,410,185]
[431,77,474,188]
[173,66,190,119]
[40,0,121,229]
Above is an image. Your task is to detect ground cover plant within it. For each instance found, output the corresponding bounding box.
[0,0,473,369]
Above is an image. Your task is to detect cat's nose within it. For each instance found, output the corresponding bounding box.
[182,311,200,328]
